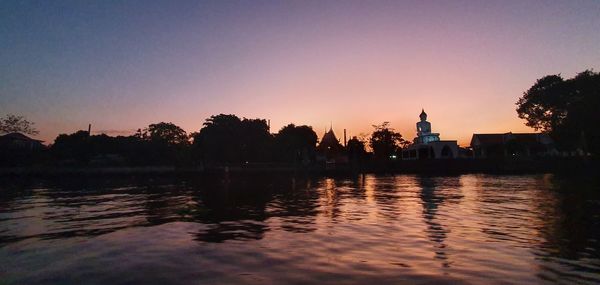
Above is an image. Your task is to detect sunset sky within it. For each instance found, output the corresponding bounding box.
[1,1,599,145]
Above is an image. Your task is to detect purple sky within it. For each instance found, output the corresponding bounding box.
[1,0,599,145]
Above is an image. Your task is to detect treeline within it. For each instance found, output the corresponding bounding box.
[10,114,405,167]
[5,69,598,168]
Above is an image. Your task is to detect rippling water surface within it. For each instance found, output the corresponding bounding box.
[1,174,599,284]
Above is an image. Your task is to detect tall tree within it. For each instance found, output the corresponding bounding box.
[0,114,39,135]
[240,118,273,162]
[516,70,600,154]
[369,122,404,160]
[347,136,367,165]
[273,124,318,163]
[516,75,567,132]
[193,114,273,163]
[193,114,243,163]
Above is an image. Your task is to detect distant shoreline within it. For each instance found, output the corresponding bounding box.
[1,158,596,177]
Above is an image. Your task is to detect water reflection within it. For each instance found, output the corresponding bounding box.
[418,177,449,267]
[0,174,599,284]
[533,176,600,283]
[191,176,274,243]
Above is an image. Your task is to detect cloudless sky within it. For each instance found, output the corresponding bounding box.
[1,0,599,145]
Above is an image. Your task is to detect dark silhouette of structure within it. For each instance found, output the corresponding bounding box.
[0,132,44,150]
[1,104,596,172]
[0,132,45,167]
[316,125,347,166]
[402,110,458,160]
[470,133,556,158]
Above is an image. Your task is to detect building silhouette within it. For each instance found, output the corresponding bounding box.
[402,109,458,159]
[0,132,44,150]
[470,133,556,158]
[316,126,348,166]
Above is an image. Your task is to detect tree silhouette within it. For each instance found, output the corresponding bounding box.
[239,118,272,162]
[347,136,367,165]
[273,124,317,163]
[516,75,567,132]
[0,114,39,135]
[516,70,600,154]
[193,114,243,163]
[193,114,273,164]
[144,122,189,146]
[52,130,91,163]
[369,122,403,160]
[50,122,191,165]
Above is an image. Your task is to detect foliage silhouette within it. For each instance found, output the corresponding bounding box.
[347,136,367,165]
[192,114,272,164]
[0,114,39,135]
[369,122,404,161]
[143,122,189,146]
[51,122,191,165]
[273,124,318,164]
[516,70,600,154]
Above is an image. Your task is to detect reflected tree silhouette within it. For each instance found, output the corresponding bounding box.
[270,177,320,234]
[537,176,600,261]
[9,174,318,244]
[188,175,320,242]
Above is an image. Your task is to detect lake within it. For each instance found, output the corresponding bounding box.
[1,174,599,284]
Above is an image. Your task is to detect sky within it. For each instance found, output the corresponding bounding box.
[1,0,599,146]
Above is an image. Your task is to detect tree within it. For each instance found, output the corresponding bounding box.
[347,136,367,165]
[240,118,273,162]
[273,124,318,163]
[193,114,273,163]
[516,75,567,132]
[144,122,189,146]
[193,114,243,163]
[0,114,39,135]
[369,122,404,160]
[51,130,91,163]
[50,128,185,166]
[516,70,600,154]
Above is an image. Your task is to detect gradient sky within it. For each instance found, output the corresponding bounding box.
[1,0,599,145]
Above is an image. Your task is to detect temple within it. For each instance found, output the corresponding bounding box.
[402,109,458,159]
[316,125,348,166]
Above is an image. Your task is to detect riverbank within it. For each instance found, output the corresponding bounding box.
[0,158,596,177]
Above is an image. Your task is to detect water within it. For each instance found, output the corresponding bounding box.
[1,174,599,284]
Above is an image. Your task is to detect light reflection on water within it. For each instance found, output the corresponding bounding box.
[1,174,599,284]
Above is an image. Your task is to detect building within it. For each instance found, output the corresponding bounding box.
[402,109,459,160]
[316,126,348,165]
[0,132,44,151]
[470,132,556,158]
